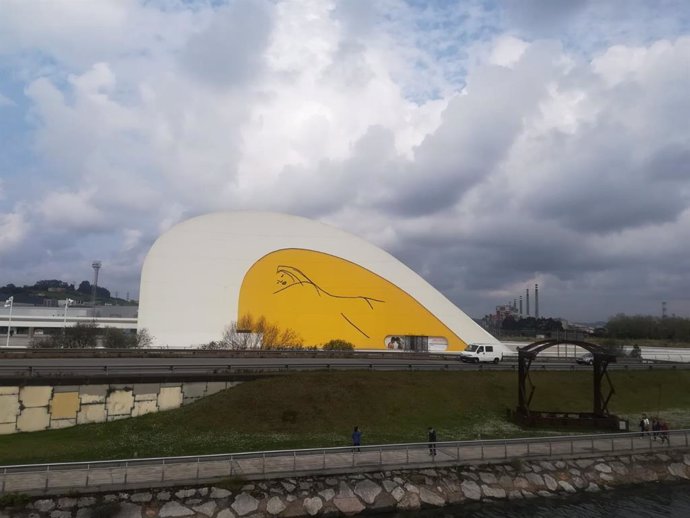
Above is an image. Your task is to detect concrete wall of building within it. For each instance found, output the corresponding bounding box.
[0,381,242,435]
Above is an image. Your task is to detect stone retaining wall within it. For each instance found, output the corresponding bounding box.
[0,382,242,435]
[2,451,690,517]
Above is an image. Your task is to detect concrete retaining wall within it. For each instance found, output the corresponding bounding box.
[0,381,242,435]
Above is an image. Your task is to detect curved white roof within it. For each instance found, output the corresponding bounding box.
[138,212,498,348]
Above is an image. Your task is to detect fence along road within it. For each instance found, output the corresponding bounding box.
[3,429,689,496]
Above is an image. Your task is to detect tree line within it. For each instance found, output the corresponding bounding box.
[605,314,690,341]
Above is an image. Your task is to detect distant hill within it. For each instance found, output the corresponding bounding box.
[0,279,137,306]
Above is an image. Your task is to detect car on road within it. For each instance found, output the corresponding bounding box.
[459,344,503,364]
[576,352,594,365]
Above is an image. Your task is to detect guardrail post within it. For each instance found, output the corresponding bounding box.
[124,461,128,485]
[504,440,507,459]
[379,448,382,465]
[591,437,594,452]
[2,467,6,494]
[161,459,165,481]
[549,440,552,456]
[631,435,634,451]
[649,434,653,450]
[406,446,409,465]
[262,453,266,474]
[323,450,326,470]
[570,439,574,455]
[87,463,91,488]
[196,458,200,481]
[293,451,296,472]
[481,442,484,460]
[685,431,688,447]
[526,442,530,456]
[45,465,49,491]
[229,456,233,476]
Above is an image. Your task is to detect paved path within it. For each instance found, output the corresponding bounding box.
[2,432,687,495]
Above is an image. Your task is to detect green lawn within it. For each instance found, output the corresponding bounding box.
[2,370,690,465]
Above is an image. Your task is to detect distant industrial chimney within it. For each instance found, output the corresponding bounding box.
[519,296,523,316]
[535,283,539,319]
[513,298,517,310]
[91,260,102,317]
[526,288,530,317]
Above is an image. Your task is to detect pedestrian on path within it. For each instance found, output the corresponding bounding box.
[660,420,670,444]
[428,427,437,456]
[352,426,362,452]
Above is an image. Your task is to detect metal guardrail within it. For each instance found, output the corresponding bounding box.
[2,361,690,379]
[2,429,689,494]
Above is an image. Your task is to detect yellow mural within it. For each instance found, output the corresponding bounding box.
[238,249,467,351]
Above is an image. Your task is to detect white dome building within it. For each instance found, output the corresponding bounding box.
[138,212,498,350]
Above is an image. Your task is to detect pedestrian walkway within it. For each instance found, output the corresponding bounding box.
[2,430,688,495]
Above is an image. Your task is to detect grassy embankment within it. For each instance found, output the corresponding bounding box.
[2,370,690,465]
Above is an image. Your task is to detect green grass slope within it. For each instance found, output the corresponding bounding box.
[2,370,690,465]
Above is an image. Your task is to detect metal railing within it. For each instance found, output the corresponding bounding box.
[2,429,689,495]
[2,361,689,379]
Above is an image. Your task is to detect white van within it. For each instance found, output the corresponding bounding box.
[459,343,503,364]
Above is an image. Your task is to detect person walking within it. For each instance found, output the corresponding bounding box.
[428,427,437,456]
[352,426,362,452]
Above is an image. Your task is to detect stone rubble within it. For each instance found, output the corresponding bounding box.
[4,451,690,517]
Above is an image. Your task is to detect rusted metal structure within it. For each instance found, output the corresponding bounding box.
[514,339,627,430]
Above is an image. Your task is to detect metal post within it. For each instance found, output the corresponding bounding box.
[196,458,200,480]
[161,459,165,481]
[229,456,233,476]
[5,297,13,348]
[481,442,484,460]
[45,465,49,491]
[87,463,91,488]
[549,440,552,456]
[379,448,382,465]
[124,461,128,485]
[527,442,530,456]
[322,450,326,470]
[262,453,266,474]
[504,440,507,459]
[293,451,296,472]
[570,440,574,454]
[406,446,409,465]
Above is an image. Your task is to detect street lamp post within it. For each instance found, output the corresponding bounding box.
[4,296,13,348]
[63,298,74,334]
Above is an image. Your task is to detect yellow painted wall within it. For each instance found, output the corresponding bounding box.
[238,249,467,350]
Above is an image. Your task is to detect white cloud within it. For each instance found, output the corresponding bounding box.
[0,1,689,319]
[0,212,28,254]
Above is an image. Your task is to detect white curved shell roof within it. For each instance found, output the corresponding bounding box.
[138,212,498,348]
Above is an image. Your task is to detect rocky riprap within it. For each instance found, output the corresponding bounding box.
[2,452,690,517]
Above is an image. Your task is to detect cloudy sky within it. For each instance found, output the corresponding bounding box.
[1,0,689,322]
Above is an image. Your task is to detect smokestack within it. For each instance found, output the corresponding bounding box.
[519,296,523,316]
[535,283,540,319]
[513,298,517,310]
[91,260,102,318]
[526,288,530,316]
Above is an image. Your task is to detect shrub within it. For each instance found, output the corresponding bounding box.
[201,314,304,350]
[322,339,355,351]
